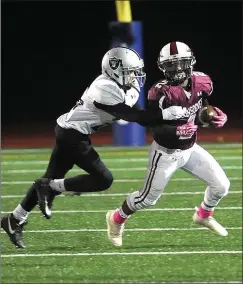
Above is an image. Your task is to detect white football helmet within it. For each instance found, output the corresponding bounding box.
[102,46,146,88]
[157,41,196,85]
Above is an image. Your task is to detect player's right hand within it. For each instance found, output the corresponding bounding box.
[211,107,227,128]
[176,122,198,137]
[162,106,188,120]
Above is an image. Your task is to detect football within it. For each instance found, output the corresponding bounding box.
[198,105,217,125]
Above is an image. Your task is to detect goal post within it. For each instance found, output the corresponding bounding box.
[111,0,146,146]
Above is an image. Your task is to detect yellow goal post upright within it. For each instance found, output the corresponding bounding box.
[111,0,145,146]
[115,0,132,23]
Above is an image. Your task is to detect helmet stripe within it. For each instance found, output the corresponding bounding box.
[170,42,178,55]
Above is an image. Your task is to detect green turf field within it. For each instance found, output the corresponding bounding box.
[1,143,242,283]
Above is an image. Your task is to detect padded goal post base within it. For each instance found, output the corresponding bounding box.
[109,21,146,146]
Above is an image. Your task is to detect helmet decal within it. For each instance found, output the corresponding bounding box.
[109,57,121,70]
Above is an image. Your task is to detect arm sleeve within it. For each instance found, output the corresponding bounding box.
[93,101,164,127]
[132,102,142,110]
[148,100,177,136]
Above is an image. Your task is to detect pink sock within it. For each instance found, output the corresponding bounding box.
[197,205,214,219]
[113,210,127,224]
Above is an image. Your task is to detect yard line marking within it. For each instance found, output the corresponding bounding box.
[1,227,241,234]
[2,250,242,258]
[2,190,242,199]
[1,156,241,165]
[1,207,242,214]
[1,177,242,185]
[3,165,242,174]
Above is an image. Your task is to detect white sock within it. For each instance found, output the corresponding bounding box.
[13,204,29,223]
[49,179,66,192]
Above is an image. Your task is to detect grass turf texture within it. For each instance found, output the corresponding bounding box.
[1,143,242,283]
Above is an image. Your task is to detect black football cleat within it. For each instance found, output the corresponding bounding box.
[1,213,27,249]
[34,178,57,219]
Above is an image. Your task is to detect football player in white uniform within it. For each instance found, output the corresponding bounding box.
[1,46,188,249]
[106,42,229,247]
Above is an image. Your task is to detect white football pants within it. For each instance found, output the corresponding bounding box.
[126,141,230,211]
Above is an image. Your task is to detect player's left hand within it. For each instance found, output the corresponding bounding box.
[211,107,227,128]
[176,122,198,137]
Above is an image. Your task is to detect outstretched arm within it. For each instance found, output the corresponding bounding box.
[93,101,163,126]
[93,100,189,127]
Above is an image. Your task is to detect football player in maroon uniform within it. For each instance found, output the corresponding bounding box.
[106,41,229,246]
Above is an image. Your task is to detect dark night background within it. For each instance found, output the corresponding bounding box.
[2,1,242,129]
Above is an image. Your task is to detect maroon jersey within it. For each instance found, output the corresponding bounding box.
[148,71,213,149]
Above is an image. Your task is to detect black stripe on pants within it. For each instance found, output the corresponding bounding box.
[134,151,162,205]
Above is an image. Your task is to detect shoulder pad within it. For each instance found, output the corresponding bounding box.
[192,71,213,96]
[192,71,209,77]
[153,80,168,89]
[148,80,168,100]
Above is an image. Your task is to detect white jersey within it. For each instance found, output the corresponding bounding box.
[57,74,140,134]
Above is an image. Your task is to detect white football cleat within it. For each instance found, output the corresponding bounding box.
[106,210,125,247]
[192,207,228,237]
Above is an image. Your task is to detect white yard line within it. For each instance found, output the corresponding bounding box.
[1,190,242,199]
[1,206,242,214]
[1,156,242,165]
[2,250,242,258]
[1,177,242,185]
[2,165,242,174]
[1,227,241,234]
